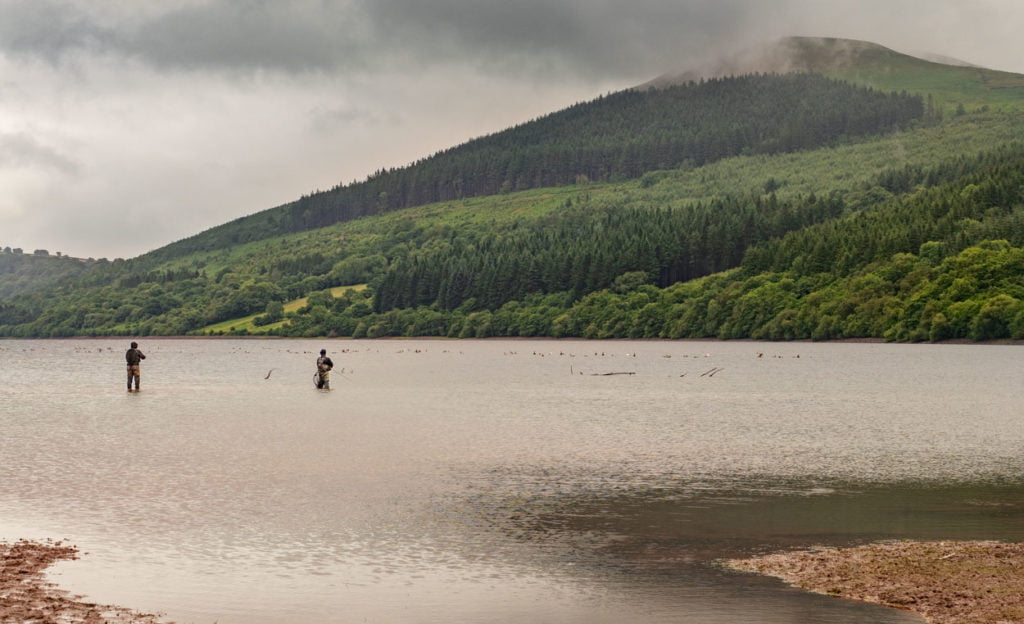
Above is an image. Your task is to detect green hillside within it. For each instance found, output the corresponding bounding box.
[3,37,1024,341]
[146,71,924,262]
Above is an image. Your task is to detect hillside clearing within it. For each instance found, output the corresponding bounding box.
[197,285,365,335]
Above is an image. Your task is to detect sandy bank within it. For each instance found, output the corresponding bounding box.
[0,539,166,623]
[727,540,1024,624]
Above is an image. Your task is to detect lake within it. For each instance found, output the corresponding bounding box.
[1,338,1022,623]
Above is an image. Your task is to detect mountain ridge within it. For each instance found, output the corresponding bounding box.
[143,45,937,266]
[641,37,897,87]
[640,36,1012,88]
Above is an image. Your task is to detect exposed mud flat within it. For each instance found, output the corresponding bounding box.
[727,540,1024,624]
[0,539,166,624]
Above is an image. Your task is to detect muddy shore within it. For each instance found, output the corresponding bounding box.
[7,537,1024,623]
[727,540,1024,624]
[0,539,166,624]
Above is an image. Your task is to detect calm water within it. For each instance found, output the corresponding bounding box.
[1,338,1023,623]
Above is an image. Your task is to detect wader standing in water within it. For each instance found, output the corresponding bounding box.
[126,341,146,392]
[316,349,334,390]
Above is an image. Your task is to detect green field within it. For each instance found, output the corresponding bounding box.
[197,285,365,335]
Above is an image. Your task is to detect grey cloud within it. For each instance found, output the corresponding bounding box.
[0,0,789,80]
[307,104,399,134]
[359,0,1024,78]
[4,0,1018,82]
[360,0,767,79]
[125,1,371,73]
[0,0,372,73]
[0,0,114,63]
[0,133,78,174]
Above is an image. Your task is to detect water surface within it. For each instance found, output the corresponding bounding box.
[1,338,1022,623]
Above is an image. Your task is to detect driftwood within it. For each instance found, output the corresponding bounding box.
[591,371,636,376]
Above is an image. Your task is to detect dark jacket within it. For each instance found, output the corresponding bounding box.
[126,348,146,366]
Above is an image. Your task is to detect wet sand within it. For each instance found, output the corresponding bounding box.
[727,540,1024,624]
[0,539,166,623]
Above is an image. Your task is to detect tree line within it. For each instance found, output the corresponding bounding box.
[371,193,844,313]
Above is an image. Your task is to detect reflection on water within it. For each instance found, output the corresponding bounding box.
[0,338,1022,623]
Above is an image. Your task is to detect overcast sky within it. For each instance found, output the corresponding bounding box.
[1,0,1022,259]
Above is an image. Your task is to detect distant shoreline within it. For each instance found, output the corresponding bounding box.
[4,335,1024,346]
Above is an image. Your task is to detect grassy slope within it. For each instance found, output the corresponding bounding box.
[823,48,1024,111]
[646,37,1024,112]
[766,37,1024,111]
[630,110,1024,204]
[148,185,591,283]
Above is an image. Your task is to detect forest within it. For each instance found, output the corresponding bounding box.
[264,144,1024,341]
[0,253,93,298]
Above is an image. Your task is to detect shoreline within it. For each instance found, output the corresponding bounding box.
[4,334,1024,346]
[0,539,166,624]
[726,540,1024,624]
[8,537,1024,622]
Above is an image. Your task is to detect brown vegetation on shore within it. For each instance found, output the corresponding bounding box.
[727,540,1024,624]
[0,539,166,623]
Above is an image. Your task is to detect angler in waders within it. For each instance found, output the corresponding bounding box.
[315,349,334,390]
[126,341,146,392]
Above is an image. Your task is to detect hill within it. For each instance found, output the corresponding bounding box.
[2,36,1024,341]
[134,37,1024,270]
[145,68,923,263]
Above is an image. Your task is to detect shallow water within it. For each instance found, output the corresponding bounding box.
[1,338,1022,623]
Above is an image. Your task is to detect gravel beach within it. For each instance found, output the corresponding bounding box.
[0,539,166,624]
[727,540,1024,624]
